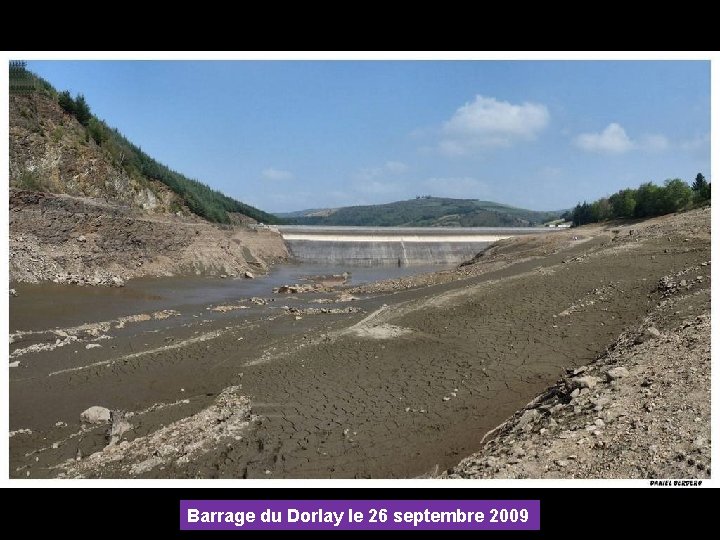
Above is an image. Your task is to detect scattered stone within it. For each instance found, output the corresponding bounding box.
[77,235,86,242]
[516,409,539,429]
[9,288,17,297]
[606,367,630,380]
[107,411,132,446]
[244,271,254,279]
[9,361,20,368]
[85,343,102,350]
[80,406,112,424]
[646,326,661,338]
[442,397,450,402]
[573,376,600,390]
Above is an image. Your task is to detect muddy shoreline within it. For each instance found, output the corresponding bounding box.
[9,208,710,478]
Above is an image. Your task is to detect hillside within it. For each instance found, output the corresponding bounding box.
[8,65,277,225]
[279,197,562,227]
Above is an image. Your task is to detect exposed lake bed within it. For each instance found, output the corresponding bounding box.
[9,209,710,479]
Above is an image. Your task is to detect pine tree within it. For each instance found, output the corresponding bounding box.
[73,94,92,126]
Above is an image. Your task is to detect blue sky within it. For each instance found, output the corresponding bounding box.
[27,60,710,213]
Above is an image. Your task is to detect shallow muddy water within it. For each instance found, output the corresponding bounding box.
[10,262,449,332]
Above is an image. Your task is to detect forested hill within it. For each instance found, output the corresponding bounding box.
[8,63,277,225]
[280,197,562,227]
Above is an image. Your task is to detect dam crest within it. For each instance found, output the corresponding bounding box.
[277,226,558,266]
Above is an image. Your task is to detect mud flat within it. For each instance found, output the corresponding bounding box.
[9,208,710,479]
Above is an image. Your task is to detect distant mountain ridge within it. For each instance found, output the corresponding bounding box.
[279,197,563,227]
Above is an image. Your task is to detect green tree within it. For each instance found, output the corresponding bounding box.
[58,90,75,115]
[590,197,612,221]
[73,94,92,126]
[692,173,711,204]
[634,182,663,217]
[87,117,105,145]
[692,173,708,192]
[609,188,637,218]
[660,178,692,214]
[572,202,593,226]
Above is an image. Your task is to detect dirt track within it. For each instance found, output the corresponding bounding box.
[9,208,710,478]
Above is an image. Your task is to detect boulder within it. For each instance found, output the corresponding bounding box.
[606,367,630,380]
[645,326,661,338]
[572,375,600,390]
[244,271,254,279]
[80,406,112,424]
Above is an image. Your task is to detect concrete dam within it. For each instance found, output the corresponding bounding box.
[277,226,557,266]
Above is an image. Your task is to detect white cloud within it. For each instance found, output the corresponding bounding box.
[575,123,673,155]
[439,95,550,155]
[261,168,294,181]
[574,123,635,154]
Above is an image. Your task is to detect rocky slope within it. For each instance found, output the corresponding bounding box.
[445,209,711,479]
[9,189,288,285]
[10,93,184,214]
[9,78,288,284]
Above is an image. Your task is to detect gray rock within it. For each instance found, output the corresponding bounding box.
[573,376,600,389]
[85,343,102,350]
[107,411,132,446]
[645,326,661,338]
[606,367,630,380]
[516,409,539,429]
[80,406,112,424]
[9,288,17,297]
[244,271,254,279]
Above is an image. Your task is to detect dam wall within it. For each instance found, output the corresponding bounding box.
[278,226,557,266]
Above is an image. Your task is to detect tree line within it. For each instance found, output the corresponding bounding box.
[571,174,710,226]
